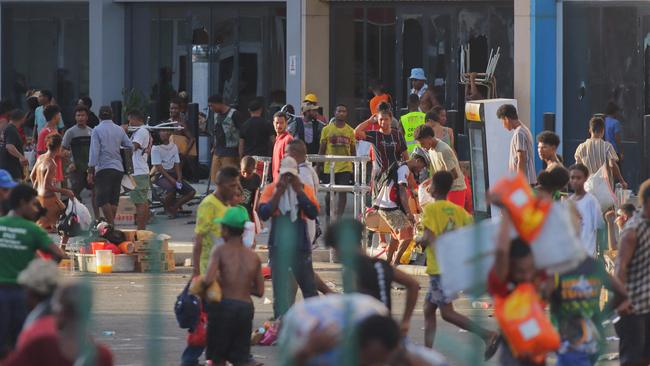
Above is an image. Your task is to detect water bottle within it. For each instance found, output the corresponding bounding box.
[615,183,623,207]
[243,222,255,248]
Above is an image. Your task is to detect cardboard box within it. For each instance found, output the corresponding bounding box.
[117,196,136,215]
[121,229,138,242]
[135,260,171,273]
[133,239,169,253]
[114,213,135,226]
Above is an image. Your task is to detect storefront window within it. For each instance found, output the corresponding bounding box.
[1,3,89,124]
[126,3,285,122]
[331,4,513,124]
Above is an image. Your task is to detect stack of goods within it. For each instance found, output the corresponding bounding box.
[126,230,176,273]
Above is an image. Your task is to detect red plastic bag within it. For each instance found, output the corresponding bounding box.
[494,283,560,361]
[489,174,551,242]
[187,310,207,347]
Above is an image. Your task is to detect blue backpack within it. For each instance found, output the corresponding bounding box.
[174,280,200,330]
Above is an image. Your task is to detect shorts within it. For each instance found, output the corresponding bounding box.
[0,287,27,355]
[129,174,150,205]
[321,171,354,186]
[155,172,195,195]
[210,155,239,184]
[37,195,65,230]
[615,313,650,365]
[378,208,413,240]
[425,275,456,306]
[95,169,123,207]
[206,299,254,365]
[556,350,594,366]
[69,170,92,195]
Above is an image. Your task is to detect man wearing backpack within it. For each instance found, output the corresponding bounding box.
[207,95,245,185]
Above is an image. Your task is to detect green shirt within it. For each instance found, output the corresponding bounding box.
[400,111,426,153]
[0,215,53,284]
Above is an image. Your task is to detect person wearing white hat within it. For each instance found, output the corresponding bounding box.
[258,156,320,318]
[409,68,429,99]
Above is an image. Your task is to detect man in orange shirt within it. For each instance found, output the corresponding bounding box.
[258,156,320,318]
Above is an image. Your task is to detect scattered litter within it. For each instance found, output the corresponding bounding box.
[471,301,491,309]
[263,297,272,305]
[326,281,337,290]
[102,331,116,336]
[458,329,468,333]
[129,282,136,285]
[606,336,620,342]
[598,353,619,361]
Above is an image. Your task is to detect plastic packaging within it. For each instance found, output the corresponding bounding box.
[243,222,255,248]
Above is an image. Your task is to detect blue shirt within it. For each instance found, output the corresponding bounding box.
[604,116,622,153]
[34,106,64,134]
[88,120,133,173]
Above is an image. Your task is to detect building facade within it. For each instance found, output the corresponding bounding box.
[1,0,648,186]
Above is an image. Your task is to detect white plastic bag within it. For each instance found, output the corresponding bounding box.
[66,198,92,231]
[436,202,585,297]
[585,165,616,212]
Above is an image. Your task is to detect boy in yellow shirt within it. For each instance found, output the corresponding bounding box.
[418,171,500,360]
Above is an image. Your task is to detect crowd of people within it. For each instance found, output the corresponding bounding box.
[0,67,648,366]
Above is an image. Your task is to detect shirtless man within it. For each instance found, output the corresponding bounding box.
[203,206,264,366]
[31,134,74,232]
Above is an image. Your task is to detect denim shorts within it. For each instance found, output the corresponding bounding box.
[425,274,456,306]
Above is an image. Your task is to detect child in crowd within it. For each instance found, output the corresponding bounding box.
[418,171,500,359]
[568,164,604,257]
[202,206,264,366]
[239,156,261,221]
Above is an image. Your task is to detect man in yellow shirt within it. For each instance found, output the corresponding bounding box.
[192,166,241,277]
[318,104,356,217]
[418,171,500,360]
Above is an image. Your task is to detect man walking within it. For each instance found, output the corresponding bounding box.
[62,105,98,218]
[0,110,28,181]
[208,95,245,184]
[0,184,67,358]
[288,103,324,155]
[615,179,650,366]
[574,116,627,188]
[184,166,239,366]
[272,111,293,182]
[258,157,320,318]
[87,106,133,224]
[414,125,467,208]
[400,94,426,154]
[319,104,356,218]
[127,110,151,230]
[496,104,536,185]
[34,90,63,136]
[239,99,274,177]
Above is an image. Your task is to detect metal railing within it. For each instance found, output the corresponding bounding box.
[252,155,372,222]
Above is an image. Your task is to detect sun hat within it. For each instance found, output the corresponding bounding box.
[278,157,299,178]
[409,68,427,81]
[214,205,250,229]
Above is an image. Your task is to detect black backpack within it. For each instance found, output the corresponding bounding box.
[57,200,82,237]
[174,280,201,330]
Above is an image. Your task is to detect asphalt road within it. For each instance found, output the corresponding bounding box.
[71,266,620,366]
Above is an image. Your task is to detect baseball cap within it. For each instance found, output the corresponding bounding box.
[278,157,299,178]
[303,93,318,103]
[409,68,427,81]
[214,205,250,229]
[301,102,319,112]
[0,169,17,189]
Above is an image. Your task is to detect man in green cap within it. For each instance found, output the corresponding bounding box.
[202,205,264,366]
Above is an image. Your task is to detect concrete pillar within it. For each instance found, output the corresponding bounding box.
[514,0,557,170]
[89,0,125,106]
[286,0,303,109]
[302,0,330,115]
